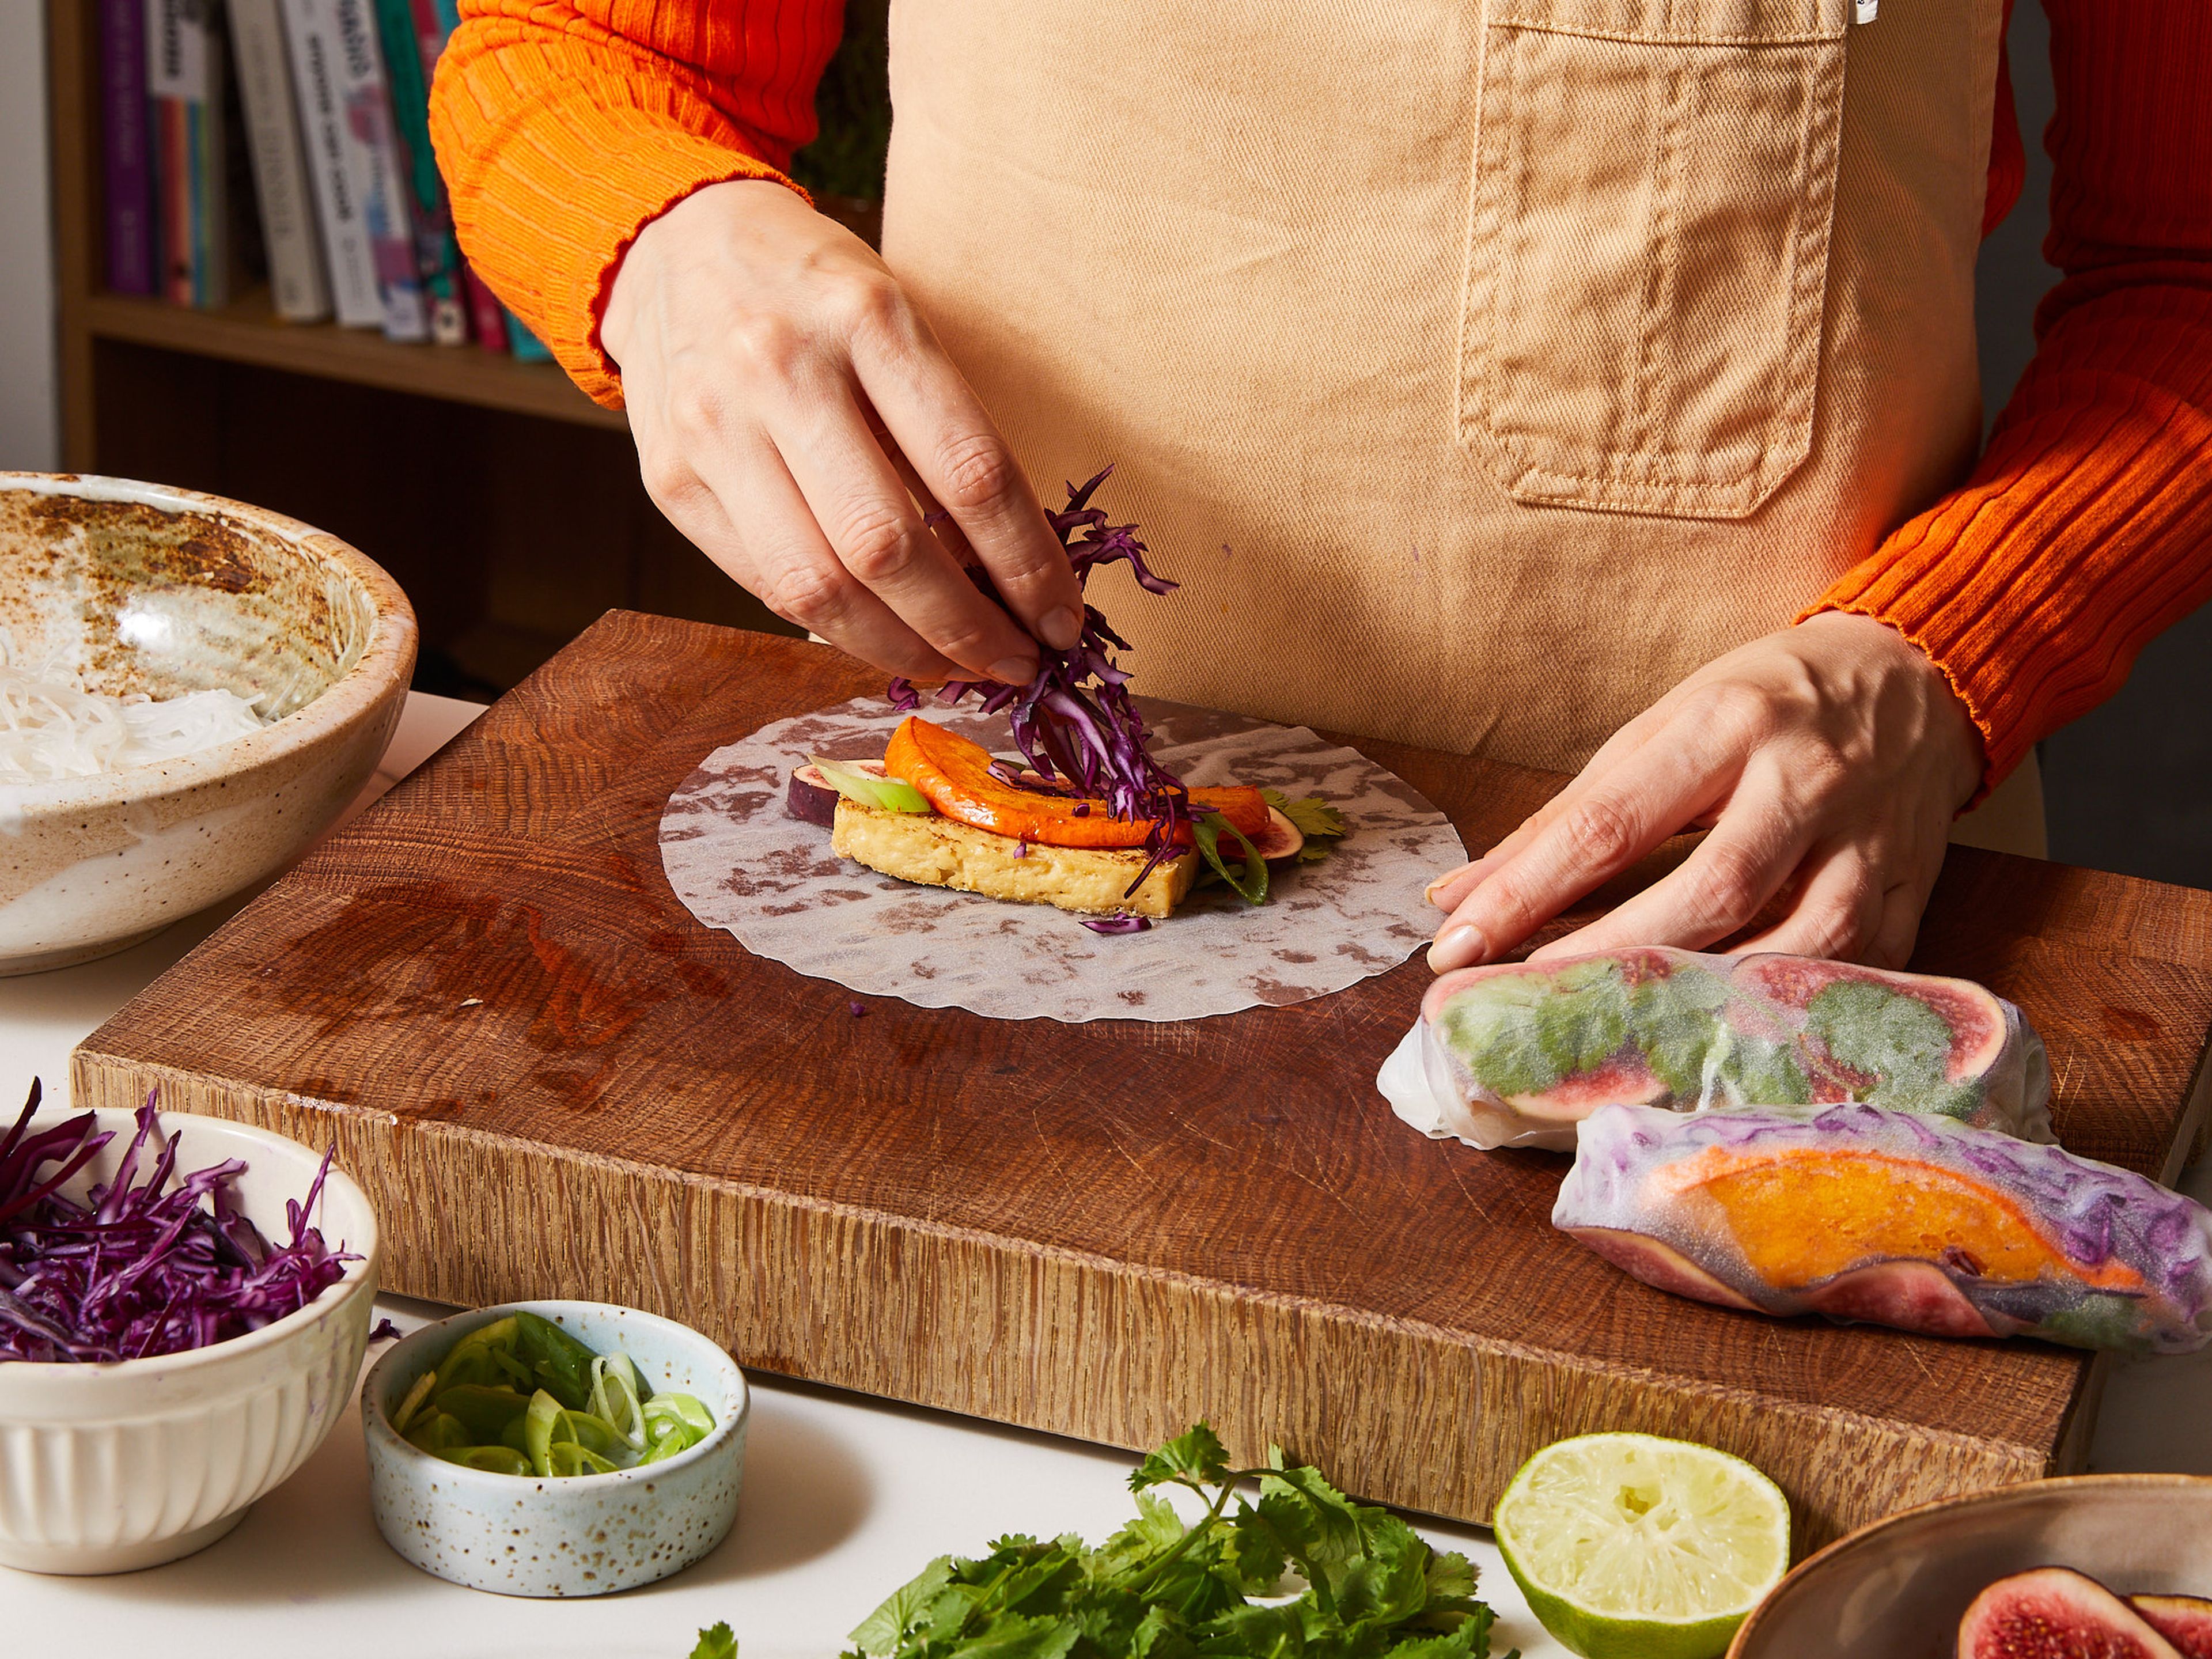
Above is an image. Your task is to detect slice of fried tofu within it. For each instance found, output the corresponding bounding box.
[831,799,1198,918]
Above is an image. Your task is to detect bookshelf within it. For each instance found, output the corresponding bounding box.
[44,0,881,697]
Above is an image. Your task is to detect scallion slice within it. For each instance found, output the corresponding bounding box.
[810,754,932,813]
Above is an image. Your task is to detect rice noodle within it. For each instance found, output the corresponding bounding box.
[0,632,266,785]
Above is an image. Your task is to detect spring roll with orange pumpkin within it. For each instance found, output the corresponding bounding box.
[1554,1101,2212,1354]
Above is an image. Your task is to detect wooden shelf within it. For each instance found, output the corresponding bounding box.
[79,289,627,433]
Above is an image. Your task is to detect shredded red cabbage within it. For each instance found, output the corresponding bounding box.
[1081,914,1153,935]
[890,467,1194,887]
[0,1081,359,1363]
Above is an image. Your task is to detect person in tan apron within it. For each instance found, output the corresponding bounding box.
[441,0,2195,973]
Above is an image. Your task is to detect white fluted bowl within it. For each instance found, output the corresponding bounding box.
[0,1105,378,1573]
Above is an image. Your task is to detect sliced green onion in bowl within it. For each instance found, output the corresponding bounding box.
[435,1444,535,1476]
[644,1392,716,1441]
[391,1368,439,1435]
[549,1442,623,1478]
[590,1353,647,1450]
[405,1411,471,1455]
[391,1316,719,1479]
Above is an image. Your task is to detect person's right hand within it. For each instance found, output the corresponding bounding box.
[601,179,1085,683]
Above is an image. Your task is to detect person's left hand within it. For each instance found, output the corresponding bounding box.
[1424,612,1985,972]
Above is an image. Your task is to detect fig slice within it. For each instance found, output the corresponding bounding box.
[787,758,890,827]
[1958,1567,2183,1659]
[2135,1596,2212,1659]
[1248,806,1305,863]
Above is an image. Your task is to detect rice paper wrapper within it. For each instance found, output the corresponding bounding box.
[1555,1101,2212,1354]
[1380,945,2053,1152]
[659,696,1467,1022]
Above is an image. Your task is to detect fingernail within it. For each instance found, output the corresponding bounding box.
[1427,923,1491,974]
[989,655,1039,685]
[1424,863,1483,908]
[1039,607,1082,651]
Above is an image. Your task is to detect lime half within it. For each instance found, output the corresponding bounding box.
[1493,1432,1790,1659]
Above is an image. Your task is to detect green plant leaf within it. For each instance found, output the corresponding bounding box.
[849,1555,956,1654]
[1628,963,1811,1107]
[690,1622,738,1659]
[944,1613,1083,1659]
[1437,960,1631,1099]
[1131,1423,1233,1493]
[1805,980,1978,1117]
[1192,814,1269,905]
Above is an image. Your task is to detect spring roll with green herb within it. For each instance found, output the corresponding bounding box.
[1378,946,2051,1153]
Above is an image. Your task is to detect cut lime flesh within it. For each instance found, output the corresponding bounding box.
[1494,1431,1790,1659]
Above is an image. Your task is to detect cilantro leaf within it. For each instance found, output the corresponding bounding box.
[689,1623,737,1659]
[848,1556,955,1656]
[945,1612,1082,1659]
[1227,1502,1289,1593]
[1130,1422,1233,1493]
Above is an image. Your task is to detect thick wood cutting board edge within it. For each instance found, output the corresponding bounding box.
[68,615,2212,1553]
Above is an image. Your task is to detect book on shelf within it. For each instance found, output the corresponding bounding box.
[463,263,510,354]
[229,0,332,321]
[375,0,465,343]
[146,0,230,308]
[279,0,429,341]
[279,0,384,327]
[506,313,554,363]
[101,0,156,296]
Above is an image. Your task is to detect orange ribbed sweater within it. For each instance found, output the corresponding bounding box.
[427,1,2212,795]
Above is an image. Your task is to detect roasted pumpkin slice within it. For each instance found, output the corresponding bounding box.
[885,716,1270,849]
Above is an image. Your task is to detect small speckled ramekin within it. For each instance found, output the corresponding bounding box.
[361,1301,748,1597]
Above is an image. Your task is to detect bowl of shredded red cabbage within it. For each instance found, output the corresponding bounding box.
[0,1081,379,1574]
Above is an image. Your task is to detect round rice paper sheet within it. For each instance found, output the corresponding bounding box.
[659,696,1467,1022]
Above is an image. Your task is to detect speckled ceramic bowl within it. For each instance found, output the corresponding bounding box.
[0,473,416,974]
[0,1106,379,1574]
[1729,1474,2212,1659]
[362,1300,749,1597]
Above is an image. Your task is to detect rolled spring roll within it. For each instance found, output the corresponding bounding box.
[1554,1101,2212,1354]
[1378,946,2052,1152]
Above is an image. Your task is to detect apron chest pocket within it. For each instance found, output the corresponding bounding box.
[1457,0,1851,519]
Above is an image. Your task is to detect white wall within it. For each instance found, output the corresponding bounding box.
[0,3,58,471]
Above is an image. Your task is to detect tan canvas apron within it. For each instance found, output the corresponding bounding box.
[881,0,2039,854]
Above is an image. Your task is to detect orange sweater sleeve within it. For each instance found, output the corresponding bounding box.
[1809,0,2212,798]
[427,1,844,406]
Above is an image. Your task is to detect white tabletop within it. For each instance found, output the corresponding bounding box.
[6,691,2210,1658]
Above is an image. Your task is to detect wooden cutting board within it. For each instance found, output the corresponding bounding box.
[74,615,2212,1550]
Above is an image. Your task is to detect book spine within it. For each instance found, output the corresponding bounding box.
[463,262,509,354]
[146,0,194,305]
[278,0,385,328]
[229,0,332,321]
[416,0,505,354]
[505,310,553,363]
[147,0,231,308]
[102,0,157,295]
[376,0,463,343]
[325,0,427,342]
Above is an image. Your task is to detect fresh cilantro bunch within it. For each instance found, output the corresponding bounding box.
[842,1424,1506,1659]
